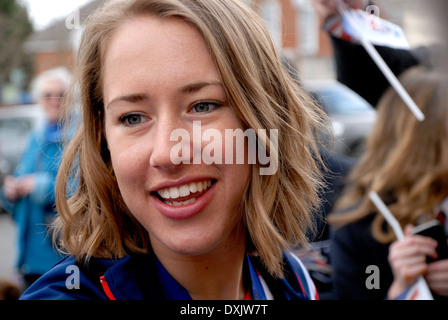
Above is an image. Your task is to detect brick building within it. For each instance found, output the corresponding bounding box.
[24,0,335,80]
[24,0,445,81]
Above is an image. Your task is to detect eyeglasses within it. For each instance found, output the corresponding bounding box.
[42,91,65,99]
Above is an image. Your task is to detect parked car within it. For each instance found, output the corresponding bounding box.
[0,104,45,191]
[305,80,377,158]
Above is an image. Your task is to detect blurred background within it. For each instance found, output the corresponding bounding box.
[0,0,447,296]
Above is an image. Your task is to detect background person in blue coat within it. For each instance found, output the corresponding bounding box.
[0,67,70,290]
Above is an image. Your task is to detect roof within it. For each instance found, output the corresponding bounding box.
[24,0,105,52]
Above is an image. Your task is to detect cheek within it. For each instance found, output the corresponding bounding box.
[109,143,151,221]
[107,136,148,188]
[217,159,251,209]
[226,163,251,191]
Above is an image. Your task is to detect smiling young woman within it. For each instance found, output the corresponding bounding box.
[21,0,329,300]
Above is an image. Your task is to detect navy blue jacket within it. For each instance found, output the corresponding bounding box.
[330,213,393,300]
[21,251,318,300]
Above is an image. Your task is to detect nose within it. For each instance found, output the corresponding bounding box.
[48,97,62,108]
[149,116,192,171]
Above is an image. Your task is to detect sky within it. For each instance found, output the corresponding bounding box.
[20,0,93,30]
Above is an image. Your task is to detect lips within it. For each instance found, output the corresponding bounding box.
[155,180,213,206]
[151,178,216,220]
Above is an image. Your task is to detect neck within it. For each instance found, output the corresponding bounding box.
[154,229,247,300]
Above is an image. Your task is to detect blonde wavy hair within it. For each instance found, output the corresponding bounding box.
[54,0,327,277]
[329,66,448,243]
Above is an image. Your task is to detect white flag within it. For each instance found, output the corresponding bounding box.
[403,278,434,300]
[341,9,410,50]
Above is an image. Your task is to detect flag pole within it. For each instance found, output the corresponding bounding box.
[336,1,425,122]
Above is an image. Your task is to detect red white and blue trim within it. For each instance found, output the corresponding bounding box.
[97,252,318,300]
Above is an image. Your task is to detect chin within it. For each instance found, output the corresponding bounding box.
[153,229,228,258]
[168,238,220,257]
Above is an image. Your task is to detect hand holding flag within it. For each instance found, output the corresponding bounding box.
[369,192,434,300]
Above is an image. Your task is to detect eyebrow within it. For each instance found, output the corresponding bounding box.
[180,81,223,94]
[107,81,223,109]
[107,93,148,109]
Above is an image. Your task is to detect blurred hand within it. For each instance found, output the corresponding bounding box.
[311,0,339,20]
[4,175,20,202]
[16,175,35,197]
[425,256,448,297]
[3,175,35,202]
[387,225,438,299]
[311,0,368,21]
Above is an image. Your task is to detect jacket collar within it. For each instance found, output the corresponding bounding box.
[99,252,312,300]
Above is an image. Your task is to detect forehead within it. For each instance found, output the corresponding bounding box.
[39,79,66,98]
[102,16,221,102]
[41,79,66,90]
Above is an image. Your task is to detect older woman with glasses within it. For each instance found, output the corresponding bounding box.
[0,67,71,290]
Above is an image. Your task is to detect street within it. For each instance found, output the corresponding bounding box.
[0,214,16,280]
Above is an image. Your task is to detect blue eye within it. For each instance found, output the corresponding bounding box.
[120,113,143,126]
[191,101,220,113]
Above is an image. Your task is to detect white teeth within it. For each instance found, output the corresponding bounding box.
[157,180,213,200]
[169,187,179,199]
[179,185,190,197]
[166,198,197,206]
[159,189,170,199]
